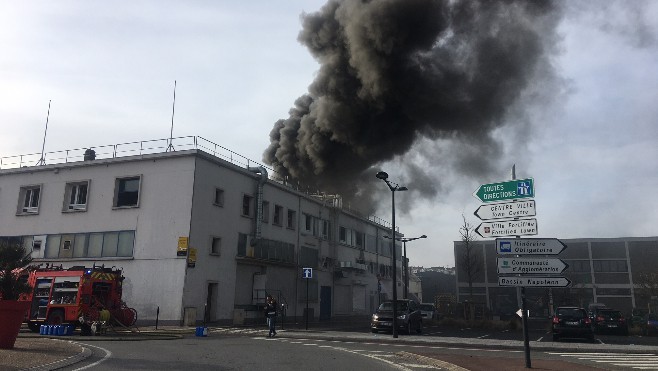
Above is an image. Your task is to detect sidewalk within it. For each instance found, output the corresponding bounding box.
[4,323,657,370]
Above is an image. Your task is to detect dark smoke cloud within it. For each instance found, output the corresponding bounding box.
[264,0,563,212]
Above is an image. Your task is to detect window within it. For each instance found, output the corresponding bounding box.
[273,205,283,226]
[320,220,330,240]
[354,231,364,249]
[42,230,135,259]
[214,188,224,206]
[304,214,313,233]
[19,185,41,214]
[593,260,628,272]
[287,209,296,229]
[114,176,141,208]
[64,181,89,211]
[261,201,270,223]
[340,227,353,246]
[242,194,253,217]
[236,233,294,263]
[211,237,221,255]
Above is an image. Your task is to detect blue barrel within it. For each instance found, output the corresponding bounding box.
[65,324,74,336]
[195,326,208,337]
[57,325,65,336]
[39,325,46,335]
[47,325,53,335]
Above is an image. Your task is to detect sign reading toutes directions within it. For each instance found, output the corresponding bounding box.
[475,219,538,238]
[473,178,534,203]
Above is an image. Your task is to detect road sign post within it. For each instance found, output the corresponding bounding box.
[302,268,312,330]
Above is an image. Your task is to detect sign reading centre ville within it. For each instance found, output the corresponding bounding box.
[475,219,538,238]
[473,178,534,203]
[474,200,536,221]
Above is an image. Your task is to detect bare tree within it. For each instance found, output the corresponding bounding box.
[458,214,481,301]
[635,271,658,313]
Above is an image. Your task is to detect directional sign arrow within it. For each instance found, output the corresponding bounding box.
[496,238,567,255]
[302,267,313,279]
[498,276,571,288]
[474,200,536,221]
[475,219,538,238]
[473,178,534,203]
[497,257,569,275]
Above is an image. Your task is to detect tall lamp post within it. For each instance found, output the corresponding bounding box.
[385,235,427,299]
[376,171,407,338]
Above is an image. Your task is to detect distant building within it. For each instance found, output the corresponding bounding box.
[0,136,407,325]
[454,237,658,318]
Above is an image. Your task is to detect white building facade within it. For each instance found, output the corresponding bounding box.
[0,138,404,325]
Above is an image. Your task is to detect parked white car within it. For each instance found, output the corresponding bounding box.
[419,303,437,320]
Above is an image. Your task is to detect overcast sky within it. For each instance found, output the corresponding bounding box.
[1,1,657,268]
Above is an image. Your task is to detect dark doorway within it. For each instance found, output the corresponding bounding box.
[320,286,331,321]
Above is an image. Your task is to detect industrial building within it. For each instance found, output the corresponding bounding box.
[0,136,405,325]
[454,237,658,318]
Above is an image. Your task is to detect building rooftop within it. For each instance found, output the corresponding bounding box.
[0,135,393,230]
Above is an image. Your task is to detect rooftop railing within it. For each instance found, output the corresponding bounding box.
[0,135,394,230]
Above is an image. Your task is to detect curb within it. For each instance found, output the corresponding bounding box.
[23,340,92,371]
[396,351,469,371]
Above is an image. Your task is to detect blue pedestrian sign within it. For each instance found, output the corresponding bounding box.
[302,267,313,279]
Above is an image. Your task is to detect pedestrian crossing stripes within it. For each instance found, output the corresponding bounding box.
[548,352,658,370]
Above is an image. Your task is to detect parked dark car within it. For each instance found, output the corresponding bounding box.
[552,306,594,341]
[641,313,658,336]
[371,299,422,334]
[592,309,628,335]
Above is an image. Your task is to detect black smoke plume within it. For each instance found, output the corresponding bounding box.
[264,0,562,213]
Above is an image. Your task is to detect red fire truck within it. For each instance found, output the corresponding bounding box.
[21,264,137,332]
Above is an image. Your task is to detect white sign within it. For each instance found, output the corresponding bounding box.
[516,309,530,318]
[302,267,313,279]
[496,238,567,255]
[497,257,569,274]
[475,219,538,238]
[498,276,571,288]
[474,200,536,221]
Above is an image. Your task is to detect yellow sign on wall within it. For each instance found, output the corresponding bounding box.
[187,248,197,268]
[177,237,189,256]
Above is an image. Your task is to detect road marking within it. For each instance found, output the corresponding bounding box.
[72,343,112,371]
[548,352,658,369]
[536,336,543,342]
[477,335,489,339]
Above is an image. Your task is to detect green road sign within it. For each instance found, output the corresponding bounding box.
[473,178,534,203]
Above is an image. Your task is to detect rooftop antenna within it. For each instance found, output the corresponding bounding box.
[36,100,51,166]
[166,80,177,152]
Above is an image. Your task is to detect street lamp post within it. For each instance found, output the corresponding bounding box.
[384,234,427,299]
[402,235,427,299]
[376,171,407,338]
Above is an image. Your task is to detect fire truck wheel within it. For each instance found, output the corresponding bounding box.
[47,310,65,325]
